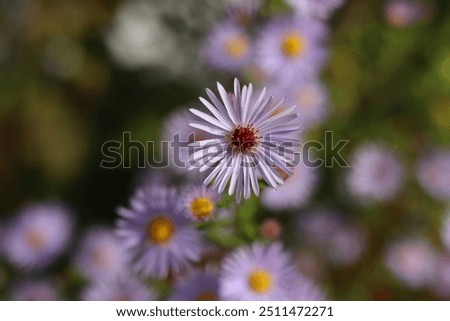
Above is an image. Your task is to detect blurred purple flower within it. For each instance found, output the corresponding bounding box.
[116,185,203,278]
[326,223,367,266]
[417,150,450,202]
[82,273,155,301]
[288,274,327,300]
[4,203,74,271]
[181,184,221,222]
[384,0,421,28]
[430,255,450,299]
[442,208,450,252]
[74,226,128,281]
[256,16,328,85]
[219,242,298,300]
[346,143,405,204]
[384,237,437,288]
[224,0,261,25]
[203,21,253,72]
[169,271,219,300]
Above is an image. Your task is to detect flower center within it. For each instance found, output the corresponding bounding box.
[25,229,46,250]
[196,291,218,301]
[225,35,249,59]
[146,216,175,245]
[282,32,306,58]
[229,126,258,152]
[190,197,214,220]
[248,269,273,293]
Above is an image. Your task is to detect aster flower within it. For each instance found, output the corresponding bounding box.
[261,161,319,211]
[219,242,298,300]
[116,185,203,278]
[82,273,155,301]
[345,143,405,204]
[287,0,345,20]
[11,279,60,301]
[189,79,301,203]
[417,150,450,202]
[203,21,253,72]
[181,184,220,222]
[169,271,219,300]
[298,209,341,247]
[384,0,421,28]
[326,223,367,266]
[384,237,437,288]
[74,226,128,281]
[4,203,74,271]
[256,17,328,85]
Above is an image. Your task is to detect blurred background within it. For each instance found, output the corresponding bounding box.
[0,0,449,300]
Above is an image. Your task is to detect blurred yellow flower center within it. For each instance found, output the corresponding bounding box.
[225,35,249,58]
[196,291,218,301]
[282,33,306,58]
[248,269,273,293]
[25,229,46,250]
[147,216,175,245]
[190,197,214,220]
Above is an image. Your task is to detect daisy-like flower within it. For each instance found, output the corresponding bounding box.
[4,203,74,271]
[11,279,60,301]
[326,223,367,266]
[74,226,128,281]
[203,22,253,72]
[345,143,405,204]
[384,237,437,288]
[261,161,319,211]
[189,79,301,203]
[181,184,220,222]
[417,150,450,202]
[116,185,203,278]
[256,17,328,85]
[219,242,297,300]
[169,271,219,301]
[82,273,155,301]
[287,0,345,20]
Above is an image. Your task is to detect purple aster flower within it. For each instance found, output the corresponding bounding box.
[82,273,155,301]
[219,242,298,300]
[163,109,213,178]
[4,203,74,271]
[261,161,319,211]
[169,271,219,300]
[288,0,345,20]
[256,17,328,85]
[326,222,367,266]
[203,21,253,72]
[11,279,60,301]
[298,209,342,247]
[384,237,437,288]
[189,79,301,203]
[417,150,450,202]
[384,0,421,28]
[116,185,203,278]
[74,226,128,281]
[225,0,261,25]
[270,80,330,130]
[346,143,405,204]
[181,184,221,222]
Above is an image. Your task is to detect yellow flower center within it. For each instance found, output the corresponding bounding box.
[196,291,218,301]
[25,229,46,250]
[248,269,273,293]
[225,35,249,59]
[147,216,175,245]
[190,197,214,220]
[282,33,306,58]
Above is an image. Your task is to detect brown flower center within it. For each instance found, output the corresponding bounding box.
[229,126,258,153]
